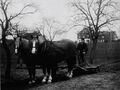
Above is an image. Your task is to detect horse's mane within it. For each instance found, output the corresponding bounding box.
[21,38,29,44]
[18,37,31,49]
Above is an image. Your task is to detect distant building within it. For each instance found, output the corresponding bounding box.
[77,27,118,43]
[98,31,118,42]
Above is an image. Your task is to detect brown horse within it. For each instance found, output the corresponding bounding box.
[30,35,77,83]
[14,36,37,84]
[14,34,77,84]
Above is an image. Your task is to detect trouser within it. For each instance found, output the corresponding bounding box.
[78,53,85,66]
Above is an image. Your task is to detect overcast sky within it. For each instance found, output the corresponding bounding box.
[10,0,72,27]
[0,0,120,40]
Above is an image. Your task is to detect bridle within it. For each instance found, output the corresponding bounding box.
[14,37,21,54]
[31,38,39,54]
[31,35,47,55]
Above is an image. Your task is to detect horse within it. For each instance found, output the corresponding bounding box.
[30,34,77,83]
[14,34,77,84]
[14,36,37,84]
[14,37,23,68]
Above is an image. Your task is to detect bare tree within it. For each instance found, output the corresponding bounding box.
[44,18,58,41]
[36,18,66,41]
[71,0,120,64]
[36,20,46,37]
[0,0,37,79]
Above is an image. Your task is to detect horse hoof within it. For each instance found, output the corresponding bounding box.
[67,75,72,79]
[67,73,69,76]
[67,73,73,78]
[42,79,46,83]
[28,80,36,84]
[69,75,73,78]
[47,79,52,83]
[28,81,32,84]
[32,80,36,83]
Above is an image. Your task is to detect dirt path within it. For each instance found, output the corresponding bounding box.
[23,71,120,90]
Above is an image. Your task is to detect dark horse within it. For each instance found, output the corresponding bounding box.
[14,36,37,84]
[14,34,77,84]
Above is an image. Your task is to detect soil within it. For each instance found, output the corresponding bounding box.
[1,68,120,90]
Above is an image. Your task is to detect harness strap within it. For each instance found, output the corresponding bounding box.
[41,41,47,56]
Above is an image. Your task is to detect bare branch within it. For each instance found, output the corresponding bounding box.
[72,2,91,26]
[95,0,103,28]
[4,0,11,11]
[87,0,96,27]
[0,19,3,28]
[99,18,120,28]
[67,23,87,31]
[0,18,3,23]
[89,0,95,7]
[9,4,37,21]
[1,0,8,21]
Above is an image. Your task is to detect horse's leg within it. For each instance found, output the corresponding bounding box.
[47,67,52,83]
[67,56,75,78]
[16,55,21,68]
[27,64,33,84]
[67,64,73,78]
[31,65,36,83]
[42,66,47,83]
[52,65,57,78]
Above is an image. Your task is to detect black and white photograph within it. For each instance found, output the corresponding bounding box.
[0,0,120,90]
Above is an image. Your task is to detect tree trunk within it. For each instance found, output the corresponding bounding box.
[89,39,97,64]
[2,30,12,80]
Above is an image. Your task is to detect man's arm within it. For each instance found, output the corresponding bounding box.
[85,43,88,54]
[76,43,80,50]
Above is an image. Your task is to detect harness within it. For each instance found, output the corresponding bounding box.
[40,41,49,57]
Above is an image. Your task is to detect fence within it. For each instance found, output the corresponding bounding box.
[86,42,120,64]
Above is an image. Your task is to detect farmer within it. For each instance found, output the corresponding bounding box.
[77,38,88,67]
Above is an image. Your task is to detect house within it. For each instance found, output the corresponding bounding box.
[77,27,118,43]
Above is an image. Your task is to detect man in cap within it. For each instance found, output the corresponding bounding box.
[77,38,88,67]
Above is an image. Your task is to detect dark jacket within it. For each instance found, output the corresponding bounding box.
[77,42,88,54]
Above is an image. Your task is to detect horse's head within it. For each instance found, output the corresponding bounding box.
[38,35,46,44]
[14,36,30,54]
[14,37,21,54]
[30,34,46,54]
[31,35,39,54]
